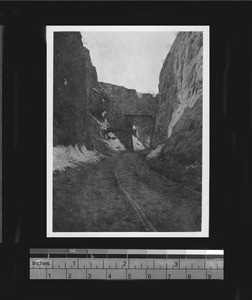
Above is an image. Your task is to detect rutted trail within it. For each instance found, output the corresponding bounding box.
[53,153,201,232]
[114,153,201,232]
[115,169,156,232]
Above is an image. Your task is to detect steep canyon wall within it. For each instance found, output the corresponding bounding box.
[149,32,203,191]
[151,32,203,164]
[53,32,106,149]
[53,31,203,182]
[53,32,158,156]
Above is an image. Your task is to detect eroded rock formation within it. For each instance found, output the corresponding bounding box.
[151,32,203,162]
[100,82,159,151]
[149,32,203,191]
[53,32,106,148]
[54,31,203,186]
[53,32,157,154]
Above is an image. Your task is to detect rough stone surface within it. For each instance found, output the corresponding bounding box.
[53,32,106,148]
[100,82,159,151]
[151,31,203,164]
[100,82,158,122]
[53,31,203,168]
[53,32,156,153]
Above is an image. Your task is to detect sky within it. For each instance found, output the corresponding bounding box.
[81,30,177,94]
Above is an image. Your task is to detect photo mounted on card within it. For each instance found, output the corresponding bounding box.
[47,25,209,237]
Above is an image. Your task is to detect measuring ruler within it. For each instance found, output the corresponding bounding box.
[30,249,224,280]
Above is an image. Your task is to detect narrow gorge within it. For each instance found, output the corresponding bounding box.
[53,31,203,233]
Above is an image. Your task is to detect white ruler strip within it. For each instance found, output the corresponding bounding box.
[30,258,224,280]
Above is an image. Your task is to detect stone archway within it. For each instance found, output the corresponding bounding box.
[125,114,156,151]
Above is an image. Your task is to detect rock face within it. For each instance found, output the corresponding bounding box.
[53,32,157,154]
[100,82,158,119]
[100,82,159,151]
[53,31,203,180]
[53,32,106,148]
[151,32,203,164]
[149,32,203,191]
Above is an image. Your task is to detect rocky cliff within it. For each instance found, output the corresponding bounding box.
[53,32,106,148]
[100,82,159,150]
[54,32,156,170]
[53,31,203,184]
[149,32,203,191]
[99,82,158,118]
[53,32,123,171]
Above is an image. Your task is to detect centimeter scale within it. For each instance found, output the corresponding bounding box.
[30,249,224,280]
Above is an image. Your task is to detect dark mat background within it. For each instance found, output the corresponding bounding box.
[0,26,2,243]
[0,1,251,299]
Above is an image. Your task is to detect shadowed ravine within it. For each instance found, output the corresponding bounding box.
[53,153,201,232]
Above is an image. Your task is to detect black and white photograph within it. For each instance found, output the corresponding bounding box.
[47,26,209,237]
[1,0,252,298]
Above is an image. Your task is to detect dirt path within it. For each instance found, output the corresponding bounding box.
[115,169,157,232]
[53,152,201,232]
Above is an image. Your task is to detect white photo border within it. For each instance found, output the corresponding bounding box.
[47,25,210,238]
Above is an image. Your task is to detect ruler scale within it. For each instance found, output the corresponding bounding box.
[30,249,224,280]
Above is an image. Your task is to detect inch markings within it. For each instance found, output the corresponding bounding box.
[30,258,223,280]
[30,249,223,280]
